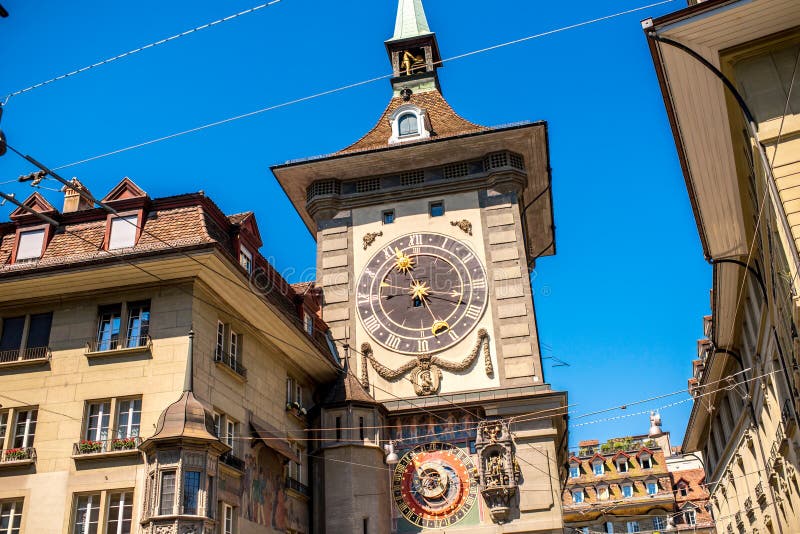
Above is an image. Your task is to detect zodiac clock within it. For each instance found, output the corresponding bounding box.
[356,232,488,354]
[392,442,478,529]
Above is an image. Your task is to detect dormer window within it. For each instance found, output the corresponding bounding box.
[239,247,253,274]
[616,458,628,473]
[15,228,45,262]
[398,113,419,136]
[596,484,609,500]
[569,464,580,478]
[640,456,652,469]
[592,459,605,476]
[388,105,431,144]
[621,483,634,498]
[108,214,138,250]
[304,311,314,336]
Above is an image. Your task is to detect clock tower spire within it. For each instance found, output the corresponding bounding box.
[385,0,442,94]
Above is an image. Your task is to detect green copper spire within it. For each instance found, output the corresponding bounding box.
[390,0,432,41]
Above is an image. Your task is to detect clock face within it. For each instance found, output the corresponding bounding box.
[356,232,488,354]
[392,442,478,529]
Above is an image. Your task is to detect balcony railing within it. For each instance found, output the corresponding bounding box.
[285,477,309,497]
[0,447,36,464]
[220,451,245,471]
[755,481,766,503]
[86,335,151,354]
[214,351,247,379]
[72,437,142,456]
[0,346,51,365]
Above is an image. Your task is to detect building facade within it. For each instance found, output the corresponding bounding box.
[272,0,568,532]
[644,1,800,533]
[0,178,339,533]
[562,416,713,533]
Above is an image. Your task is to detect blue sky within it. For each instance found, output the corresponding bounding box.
[0,0,710,448]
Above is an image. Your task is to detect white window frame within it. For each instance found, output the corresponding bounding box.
[223,503,234,534]
[640,456,652,469]
[626,521,640,533]
[616,459,628,473]
[652,516,666,530]
[596,485,609,501]
[621,483,633,498]
[572,489,584,503]
[73,493,101,534]
[15,228,45,262]
[216,321,225,359]
[646,481,658,495]
[229,330,240,366]
[304,312,314,336]
[678,483,688,497]
[569,465,580,478]
[239,247,253,274]
[684,508,696,525]
[106,491,133,534]
[13,409,37,449]
[115,398,142,439]
[0,499,23,534]
[108,214,138,250]
[213,412,222,439]
[225,419,236,449]
[388,104,431,144]
[593,461,605,475]
[85,401,111,442]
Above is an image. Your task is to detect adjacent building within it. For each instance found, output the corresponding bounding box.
[644,1,800,533]
[0,178,339,533]
[562,415,713,533]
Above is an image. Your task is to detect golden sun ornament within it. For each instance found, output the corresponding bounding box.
[394,247,414,273]
[409,280,430,301]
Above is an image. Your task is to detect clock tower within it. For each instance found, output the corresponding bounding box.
[272,1,567,532]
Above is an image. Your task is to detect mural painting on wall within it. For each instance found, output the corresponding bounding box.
[241,446,306,532]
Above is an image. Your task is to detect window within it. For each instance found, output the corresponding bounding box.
[617,459,628,473]
[93,302,151,352]
[106,491,133,534]
[622,484,633,498]
[684,509,696,525]
[206,476,214,518]
[398,113,418,136]
[0,412,6,445]
[640,456,652,469]
[183,471,201,515]
[653,516,666,530]
[0,313,53,362]
[125,302,149,348]
[85,402,111,442]
[159,472,176,515]
[225,420,237,449]
[73,494,101,534]
[359,417,365,441]
[229,330,240,366]
[606,521,614,533]
[287,444,303,484]
[303,312,314,336]
[678,483,688,497]
[286,377,303,408]
[336,416,342,441]
[363,517,369,534]
[108,215,138,250]
[382,210,395,224]
[0,500,23,534]
[429,201,444,217]
[223,504,234,534]
[115,399,141,439]
[216,322,225,359]
[239,247,253,274]
[213,413,222,438]
[570,465,580,478]
[647,482,658,496]
[16,228,45,262]
[13,409,36,448]
[572,490,584,503]
[734,43,800,123]
[597,486,609,500]
[593,461,605,475]
[626,521,640,533]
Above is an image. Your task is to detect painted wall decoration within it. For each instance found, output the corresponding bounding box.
[240,446,307,533]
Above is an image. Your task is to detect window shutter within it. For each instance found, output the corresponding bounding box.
[109,215,138,249]
[16,229,45,260]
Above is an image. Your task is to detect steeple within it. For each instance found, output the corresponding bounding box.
[389,0,432,42]
[385,0,442,94]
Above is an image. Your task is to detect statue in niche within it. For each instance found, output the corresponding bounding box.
[401,50,426,76]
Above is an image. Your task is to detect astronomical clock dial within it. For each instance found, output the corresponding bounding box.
[357,232,488,354]
[392,442,478,529]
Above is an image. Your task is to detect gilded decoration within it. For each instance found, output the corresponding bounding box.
[360,329,492,396]
[475,420,519,523]
[362,231,383,250]
[450,219,473,236]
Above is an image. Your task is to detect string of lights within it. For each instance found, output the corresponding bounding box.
[1,0,286,102]
[8,0,680,171]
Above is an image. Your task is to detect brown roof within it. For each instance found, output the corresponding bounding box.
[291,281,315,295]
[579,439,600,447]
[227,211,253,225]
[147,390,221,444]
[321,366,378,406]
[338,89,487,154]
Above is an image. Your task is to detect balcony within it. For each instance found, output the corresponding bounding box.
[744,497,753,514]
[85,335,152,358]
[755,481,766,504]
[220,451,245,471]
[285,477,309,497]
[0,346,51,369]
[214,351,247,381]
[72,437,142,460]
[0,447,36,467]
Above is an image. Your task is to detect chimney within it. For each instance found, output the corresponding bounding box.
[62,178,93,213]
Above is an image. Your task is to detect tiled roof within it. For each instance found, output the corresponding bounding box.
[338,89,487,154]
[579,439,600,447]
[227,211,253,225]
[320,364,377,406]
[291,281,315,295]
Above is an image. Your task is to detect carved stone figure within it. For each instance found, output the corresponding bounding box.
[475,420,518,523]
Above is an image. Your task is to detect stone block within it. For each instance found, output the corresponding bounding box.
[504,357,535,379]
[497,302,526,319]
[499,323,529,339]
[323,285,350,304]
[503,342,533,357]
[488,230,517,245]
[486,212,515,227]
[322,271,349,287]
[323,307,350,323]
[322,254,348,269]
[491,247,520,263]
[493,265,522,281]
[495,282,524,300]
[322,237,348,252]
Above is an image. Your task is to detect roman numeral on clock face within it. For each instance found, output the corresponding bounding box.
[386,334,402,350]
[465,305,482,320]
[363,314,380,333]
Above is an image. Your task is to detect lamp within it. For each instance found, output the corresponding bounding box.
[384,441,399,465]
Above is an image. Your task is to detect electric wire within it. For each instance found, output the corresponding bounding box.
[43,0,678,171]
[1,0,285,102]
